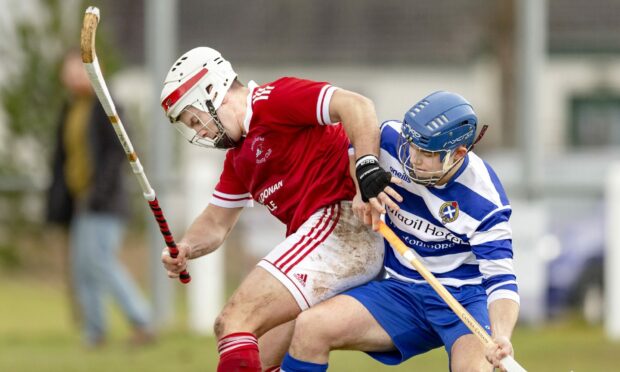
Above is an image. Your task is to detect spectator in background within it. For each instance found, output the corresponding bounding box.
[46,50,154,348]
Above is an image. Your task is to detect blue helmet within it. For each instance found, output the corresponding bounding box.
[398,91,479,186]
[401,91,477,153]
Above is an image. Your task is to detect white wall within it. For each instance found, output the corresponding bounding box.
[237,58,503,146]
[238,54,620,155]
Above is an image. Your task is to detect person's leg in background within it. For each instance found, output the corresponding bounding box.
[95,213,154,345]
[47,225,82,325]
[70,211,106,347]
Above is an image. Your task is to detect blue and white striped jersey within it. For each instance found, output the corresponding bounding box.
[379,120,519,306]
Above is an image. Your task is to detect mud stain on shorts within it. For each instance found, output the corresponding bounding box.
[331,214,382,279]
[306,203,384,301]
[313,286,330,298]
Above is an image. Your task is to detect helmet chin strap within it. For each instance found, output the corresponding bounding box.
[470,124,488,151]
[425,124,486,184]
[214,133,237,149]
[435,151,461,185]
[205,99,238,149]
[427,125,486,184]
[441,150,455,173]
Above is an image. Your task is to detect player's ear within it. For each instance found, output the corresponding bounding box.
[454,146,468,160]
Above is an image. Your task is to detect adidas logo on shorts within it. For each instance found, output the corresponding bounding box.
[294,273,308,287]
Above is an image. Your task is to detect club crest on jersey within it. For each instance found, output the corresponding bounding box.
[439,201,459,224]
[251,136,272,164]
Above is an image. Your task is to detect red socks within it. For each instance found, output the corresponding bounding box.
[217,332,261,372]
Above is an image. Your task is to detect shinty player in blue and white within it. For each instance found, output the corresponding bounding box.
[280,91,520,372]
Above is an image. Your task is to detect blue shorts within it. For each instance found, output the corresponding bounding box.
[344,278,490,365]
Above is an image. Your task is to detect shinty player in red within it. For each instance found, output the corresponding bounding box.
[159,47,402,371]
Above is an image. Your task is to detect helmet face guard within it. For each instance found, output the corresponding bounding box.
[173,101,236,149]
[397,134,460,186]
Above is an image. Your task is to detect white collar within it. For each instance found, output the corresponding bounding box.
[242,80,259,134]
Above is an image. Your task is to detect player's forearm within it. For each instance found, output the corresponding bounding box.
[344,102,380,158]
[349,154,362,193]
[331,91,380,157]
[488,298,520,339]
[181,233,223,259]
[179,210,228,259]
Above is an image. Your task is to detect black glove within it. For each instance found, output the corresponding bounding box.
[355,154,392,202]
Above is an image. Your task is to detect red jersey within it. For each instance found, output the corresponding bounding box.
[210,77,356,235]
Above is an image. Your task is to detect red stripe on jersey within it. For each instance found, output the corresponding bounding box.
[273,206,332,267]
[161,68,208,113]
[283,204,340,274]
[213,194,252,202]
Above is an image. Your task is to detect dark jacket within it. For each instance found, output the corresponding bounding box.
[46,100,129,224]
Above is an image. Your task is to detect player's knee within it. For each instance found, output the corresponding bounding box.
[294,310,316,334]
[294,309,336,348]
[450,335,491,372]
[213,305,242,338]
[214,304,257,338]
[213,313,227,338]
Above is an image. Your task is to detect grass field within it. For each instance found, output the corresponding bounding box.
[1,279,618,372]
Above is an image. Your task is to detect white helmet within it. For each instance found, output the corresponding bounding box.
[160,47,238,149]
[160,47,237,120]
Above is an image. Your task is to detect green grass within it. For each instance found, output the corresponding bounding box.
[1,280,618,372]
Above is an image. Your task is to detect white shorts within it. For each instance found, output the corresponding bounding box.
[258,201,384,310]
